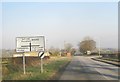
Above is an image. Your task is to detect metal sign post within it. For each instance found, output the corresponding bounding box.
[23,53,26,74]
[40,58,43,73]
[38,51,44,73]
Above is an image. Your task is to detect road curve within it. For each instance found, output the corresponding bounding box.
[59,56,119,80]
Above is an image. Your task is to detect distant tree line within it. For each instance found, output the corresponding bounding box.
[48,43,76,56]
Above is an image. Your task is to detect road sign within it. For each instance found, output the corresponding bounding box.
[16,36,45,52]
[38,51,45,59]
[38,51,44,73]
[16,36,45,74]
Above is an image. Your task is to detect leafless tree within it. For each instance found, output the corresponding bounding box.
[48,46,60,56]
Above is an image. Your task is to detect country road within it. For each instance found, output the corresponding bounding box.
[59,56,119,80]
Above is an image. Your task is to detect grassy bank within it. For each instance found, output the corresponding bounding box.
[98,57,119,62]
[2,57,71,80]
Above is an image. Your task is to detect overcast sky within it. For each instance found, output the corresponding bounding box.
[1,1,118,49]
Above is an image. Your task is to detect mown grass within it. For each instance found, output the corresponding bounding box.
[2,57,71,80]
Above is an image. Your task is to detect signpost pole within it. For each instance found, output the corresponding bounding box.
[40,58,43,73]
[23,53,26,74]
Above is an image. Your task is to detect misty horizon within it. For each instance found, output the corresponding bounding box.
[1,2,118,50]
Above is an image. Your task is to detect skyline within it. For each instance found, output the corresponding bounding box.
[1,2,118,50]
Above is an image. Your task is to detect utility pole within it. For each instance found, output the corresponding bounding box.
[64,41,65,49]
[60,45,61,57]
[98,39,100,57]
[46,39,48,52]
[94,37,101,57]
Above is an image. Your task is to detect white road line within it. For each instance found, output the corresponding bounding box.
[94,67,111,80]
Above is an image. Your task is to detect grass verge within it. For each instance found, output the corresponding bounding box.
[2,57,71,80]
[98,57,119,62]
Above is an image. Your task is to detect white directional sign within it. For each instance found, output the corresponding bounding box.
[16,36,45,52]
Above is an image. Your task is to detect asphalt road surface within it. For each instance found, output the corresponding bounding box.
[59,56,119,80]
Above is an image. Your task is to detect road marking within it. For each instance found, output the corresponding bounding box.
[94,67,111,80]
